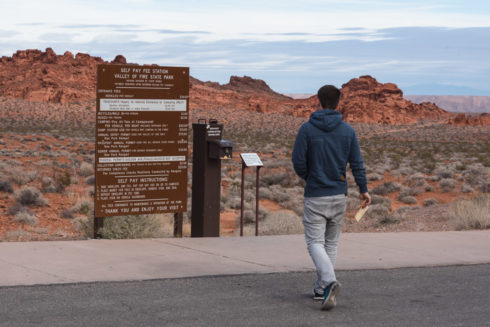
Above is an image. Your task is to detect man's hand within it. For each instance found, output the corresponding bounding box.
[360,192,371,208]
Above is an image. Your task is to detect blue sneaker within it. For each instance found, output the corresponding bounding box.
[321,281,341,310]
[313,291,324,301]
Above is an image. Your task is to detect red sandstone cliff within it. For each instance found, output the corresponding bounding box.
[337,76,451,124]
[447,113,490,126]
[0,48,473,125]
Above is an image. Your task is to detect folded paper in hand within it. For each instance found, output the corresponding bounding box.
[355,205,369,222]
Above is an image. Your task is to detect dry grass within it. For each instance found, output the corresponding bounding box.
[238,210,303,236]
[452,195,490,230]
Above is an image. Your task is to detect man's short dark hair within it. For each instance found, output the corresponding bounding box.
[317,85,341,109]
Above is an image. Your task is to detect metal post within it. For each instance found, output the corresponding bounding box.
[240,161,246,237]
[255,166,261,236]
[173,212,183,238]
[94,217,104,239]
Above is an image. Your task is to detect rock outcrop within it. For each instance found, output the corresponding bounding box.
[337,75,451,124]
[0,49,464,125]
[447,113,490,126]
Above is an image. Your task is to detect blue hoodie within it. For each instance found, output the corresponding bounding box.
[292,109,368,197]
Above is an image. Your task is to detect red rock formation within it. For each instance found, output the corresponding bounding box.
[0,49,461,125]
[189,76,316,114]
[338,75,451,124]
[447,113,490,126]
[0,48,104,102]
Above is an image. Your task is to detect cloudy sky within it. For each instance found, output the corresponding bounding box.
[1,0,490,95]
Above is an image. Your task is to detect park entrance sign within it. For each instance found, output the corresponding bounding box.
[95,64,189,218]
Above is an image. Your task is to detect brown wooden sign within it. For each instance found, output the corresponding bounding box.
[95,64,189,217]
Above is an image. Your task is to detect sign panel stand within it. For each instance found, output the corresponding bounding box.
[94,64,189,238]
[240,153,263,237]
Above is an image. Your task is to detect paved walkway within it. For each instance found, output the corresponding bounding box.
[0,230,489,287]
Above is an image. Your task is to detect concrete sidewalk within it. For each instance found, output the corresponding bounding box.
[0,230,489,287]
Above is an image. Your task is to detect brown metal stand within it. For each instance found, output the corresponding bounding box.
[240,161,246,237]
[255,166,261,236]
[173,212,183,238]
[240,162,262,237]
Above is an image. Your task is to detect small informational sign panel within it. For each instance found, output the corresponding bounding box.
[95,64,189,217]
[240,153,263,167]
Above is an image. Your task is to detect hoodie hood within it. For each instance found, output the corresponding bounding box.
[309,109,343,132]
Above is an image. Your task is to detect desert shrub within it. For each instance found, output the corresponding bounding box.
[226,195,242,210]
[241,207,269,224]
[452,195,490,230]
[399,187,423,197]
[434,168,453,179]
[73,217,94,238]
[14,211,39,225]
[399,195,417,205]
[259,187,273,200]
[394,167,414,176]
[365,204,390,219]
[346,196,360,211]
[376,212,401,225]
[0,174,13,193]
[367,173,383,181]
[41,176,57,193]
[60,208,75,219]
[370,195,392,208]
[462,167,485,186]
[460,184,474,193]
[7,203,33,216]
[85,175,95,185]
[428,175,441,182]
[14,186,48,206]
[79,162,94,177]
[423,198,439,207]
[253,210,303,235]
[8,167,29,185]
[71,198,93,215]
[285,196,304,216]
[377,206,411,225]
[371,181,402,195]
[480,182,490,193]
[348,188,360,198]
[100,215,163,239]
[439,178,456,192]
[405,173,426,187]
[261,172,289,185]
[268,185,290,203]
[53,170,71,192]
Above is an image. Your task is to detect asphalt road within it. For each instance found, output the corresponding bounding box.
[1,264,489,327]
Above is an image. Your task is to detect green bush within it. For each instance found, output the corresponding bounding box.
[100,215,163,239]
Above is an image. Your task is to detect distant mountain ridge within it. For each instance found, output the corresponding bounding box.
[405,95,490,113]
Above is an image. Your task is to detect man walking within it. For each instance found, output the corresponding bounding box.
[292,85,371,310]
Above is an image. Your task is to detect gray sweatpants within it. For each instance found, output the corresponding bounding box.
[303,194,347,294]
